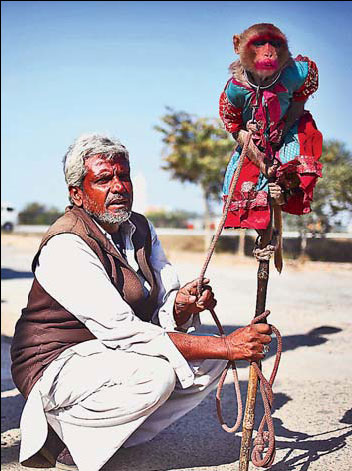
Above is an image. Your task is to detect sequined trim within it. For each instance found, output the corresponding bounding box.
[293,56,319,102]
[219,90,243,133]
[296,155,322,176]
[224,190,268,211]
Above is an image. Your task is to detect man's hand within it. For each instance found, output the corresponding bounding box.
[168,322,272,361]
[225,323,272,362]
[268,183,285,206]
[174,278,217,327]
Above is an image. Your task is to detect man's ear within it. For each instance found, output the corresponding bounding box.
[69,186,83,207]
[233,34,241,54]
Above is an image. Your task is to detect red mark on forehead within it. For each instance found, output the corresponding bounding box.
[247,34,284,47]
[86,154,129,176]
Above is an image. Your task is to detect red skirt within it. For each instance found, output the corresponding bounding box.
[223,112,323,230]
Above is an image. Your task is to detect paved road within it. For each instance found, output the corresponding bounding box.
[1,236,352,470]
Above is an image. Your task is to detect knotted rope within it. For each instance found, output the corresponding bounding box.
[196,125,282,468]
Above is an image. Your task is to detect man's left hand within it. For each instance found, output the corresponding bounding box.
[174,278,217,326]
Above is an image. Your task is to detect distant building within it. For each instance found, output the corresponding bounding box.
[132,172,147,214]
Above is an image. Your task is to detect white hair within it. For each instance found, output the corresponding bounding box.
[63,133,130,189]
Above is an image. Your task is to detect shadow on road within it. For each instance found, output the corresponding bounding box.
[340,408,352,424]
[271,425,352,471]
[1,335,16,393]
[101,385,352,471]
[1,393,24,434]
[1,268,33,280]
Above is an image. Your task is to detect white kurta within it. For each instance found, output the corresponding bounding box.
[18,218,225,471]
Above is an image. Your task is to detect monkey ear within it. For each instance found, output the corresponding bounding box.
[69,186,83,207]
[233,35,241,54]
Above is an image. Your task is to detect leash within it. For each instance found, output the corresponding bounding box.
[197,127,252,294]
[196,126,282,468]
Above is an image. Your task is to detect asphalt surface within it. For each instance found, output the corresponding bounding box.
[1,234,352,470]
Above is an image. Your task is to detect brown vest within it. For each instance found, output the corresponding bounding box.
[11,206,159,398]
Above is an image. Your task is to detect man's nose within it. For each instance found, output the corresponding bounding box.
[110,177,125,193]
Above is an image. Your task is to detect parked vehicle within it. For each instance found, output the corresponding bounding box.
[1,202,18,232]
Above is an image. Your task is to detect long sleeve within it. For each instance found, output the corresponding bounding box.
[147,221,200,333]
[35,231,194,387]
[292,56,319,102]
[219,87,243,134]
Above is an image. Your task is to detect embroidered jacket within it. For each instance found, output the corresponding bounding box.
[219,56,323,229]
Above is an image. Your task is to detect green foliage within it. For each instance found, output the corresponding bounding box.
[283,140,352,232]
[156,108,352,234]
[155,107,234,210]
[19,202,63,225]
[314,140,352,213]
[145,209,198,228]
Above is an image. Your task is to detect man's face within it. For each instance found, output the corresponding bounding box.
[78,154,133,227]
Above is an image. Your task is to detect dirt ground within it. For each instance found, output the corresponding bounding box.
[1,233,352,471]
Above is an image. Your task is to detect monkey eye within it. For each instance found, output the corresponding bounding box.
[252,39,283,47]
[269,39,283,47]
[253,40,267,47]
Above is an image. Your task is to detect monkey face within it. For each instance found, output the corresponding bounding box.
[234,24,290,81]
[247,34,285,78]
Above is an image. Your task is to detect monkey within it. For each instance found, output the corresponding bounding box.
[219,23,323,236]
[233,23,290,81]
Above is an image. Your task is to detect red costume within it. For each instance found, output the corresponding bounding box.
[219,56,323,229]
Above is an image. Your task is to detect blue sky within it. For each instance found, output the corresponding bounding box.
[2,1,352,214]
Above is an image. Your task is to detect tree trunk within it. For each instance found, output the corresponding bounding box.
[237,229,246,257]
[299,230,308,261]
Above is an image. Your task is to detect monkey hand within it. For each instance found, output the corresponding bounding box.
[247,137,267,174]
[261,157,281,180]
[269,121,285,150]
[225,323,272,362]
[268,183,285,206]
[174,278,217,326]
[234,129,266,173]
[277,171,301,190]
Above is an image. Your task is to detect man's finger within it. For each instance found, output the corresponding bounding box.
[196,277,210,286]
[259,334,272,344]
[253,324,273,335]
[183,278,210,293]
[197,287,213,302]
[197,295,217,311]
[176,292,197,305]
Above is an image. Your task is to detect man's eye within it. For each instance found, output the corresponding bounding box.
[96,176,110,183]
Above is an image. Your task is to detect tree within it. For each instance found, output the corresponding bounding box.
[155,108,234,231]
[19,203,63,225]
[145,209,198,228]
[283,140,352,234]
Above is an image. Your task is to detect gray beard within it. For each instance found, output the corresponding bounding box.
[86,207,131,225]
